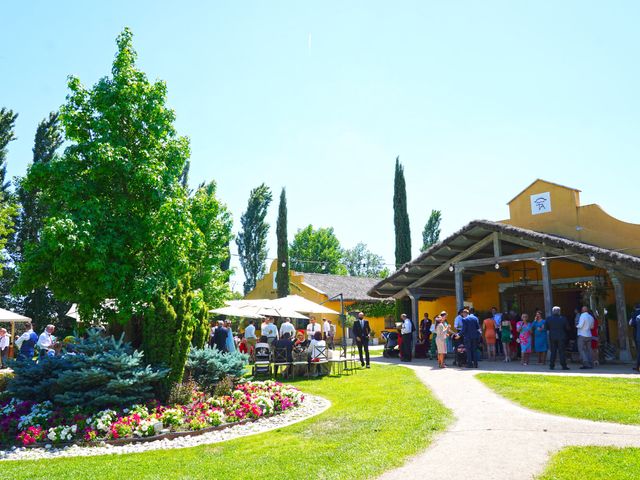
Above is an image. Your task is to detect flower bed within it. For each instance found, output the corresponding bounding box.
[0,381,304,448]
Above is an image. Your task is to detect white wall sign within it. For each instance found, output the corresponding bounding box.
[530,192,551,215]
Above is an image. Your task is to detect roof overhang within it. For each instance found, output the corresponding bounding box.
[369,220,640,299]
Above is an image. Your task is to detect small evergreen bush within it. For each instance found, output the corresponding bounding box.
[185,346,248,391]
[7,330,168,409]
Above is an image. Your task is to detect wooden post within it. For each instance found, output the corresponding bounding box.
[493,232,502,257]
[455,266,465,312]
[540,255,553,318]
[408,291,420,346]
[609,271,631,361]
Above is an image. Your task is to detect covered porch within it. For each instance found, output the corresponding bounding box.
[369,220,640,361]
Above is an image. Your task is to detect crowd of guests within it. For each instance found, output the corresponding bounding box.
[209,315,337,377]
[0,322,82,365]
[416,305,602,370]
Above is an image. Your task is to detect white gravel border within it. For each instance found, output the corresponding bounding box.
[0,394,330,461]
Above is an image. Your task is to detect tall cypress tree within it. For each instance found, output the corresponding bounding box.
[0,107,18,195]
[276,188,290,297]
[393,156,412,320]
[393,156,411,266]
[236,184,272,295]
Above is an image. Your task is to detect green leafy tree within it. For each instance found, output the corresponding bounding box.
[276,187,289,297]
[18,28,204,322]
[1,113,71,329]
[188,180,232,305]
[421,209,442,251]
[17,29,231,394]
[236,183,272,294]
[393,156,411,319]
[290,225,346,274]
[342,242,385,277]
[0,108,18,260]
[0,107,18,194]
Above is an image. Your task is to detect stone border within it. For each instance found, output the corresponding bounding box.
[0,394,330,461]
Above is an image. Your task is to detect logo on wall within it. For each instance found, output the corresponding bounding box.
[530,192,551,215]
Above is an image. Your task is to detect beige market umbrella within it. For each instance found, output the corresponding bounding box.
[0,308,32,349]
[227,299,309,319]
[269,295,339,315]
[208,305,265,319]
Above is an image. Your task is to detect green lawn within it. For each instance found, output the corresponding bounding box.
[477,373,640,424]
[539,447,640,480]
[2,364,451,479]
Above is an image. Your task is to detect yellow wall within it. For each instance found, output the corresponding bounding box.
[244,260,386,342]
[504,179,640,257]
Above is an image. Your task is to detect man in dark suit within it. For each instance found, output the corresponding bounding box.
[461,309,481,368]
[545,306,570,370]
[352,311,371,368]
[212,320,229,353]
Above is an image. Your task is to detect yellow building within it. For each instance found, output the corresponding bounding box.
[369,179,640,361]
[245,261,393,343]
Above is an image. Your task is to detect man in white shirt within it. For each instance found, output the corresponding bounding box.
[0,328,9,368]
[322,318,335,349]
[576,306,594,369]
[262,318,279,347]
[279,318,296,339]
[37,324,56,358]
[400,313,414,362]
[306,317,321,341]
[244,319,257,360]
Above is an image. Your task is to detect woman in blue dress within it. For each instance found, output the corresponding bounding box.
[532,310,548,365]
[516,313,533,366]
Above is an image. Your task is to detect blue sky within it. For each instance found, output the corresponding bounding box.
[2,1,640,291]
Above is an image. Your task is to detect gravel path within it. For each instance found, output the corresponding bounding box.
[377,360,640,480]
[0,394,330,462]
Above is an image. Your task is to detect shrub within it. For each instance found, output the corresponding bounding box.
[185,347,248,391]
[168,379,198,406]
[7,330,168,409]
[0,372,15,397]
[213,375,234,397]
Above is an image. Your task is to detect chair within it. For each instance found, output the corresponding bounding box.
[253,344,272,378]
[328,345,348,376]
[342,344,359,374]
[310,345,329,377]
[272,347,292,379]
[291,350,309,379]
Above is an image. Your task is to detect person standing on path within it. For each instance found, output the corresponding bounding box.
[577,306,595,369]
[546,306,570,370]
[517,314,533,366]
[461,309,481,368]
[532,310,548,365]
[491,307,504,358]
[420,312,432,345]
[352,311,371,368]
[400,313,414,362]
[482,315,497,361]
[500,315,513,362]
[434,315,449,368]
[629,306,640,372]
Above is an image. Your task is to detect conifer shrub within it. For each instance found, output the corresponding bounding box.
[185,346,248,392]
[7,330,168,409]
